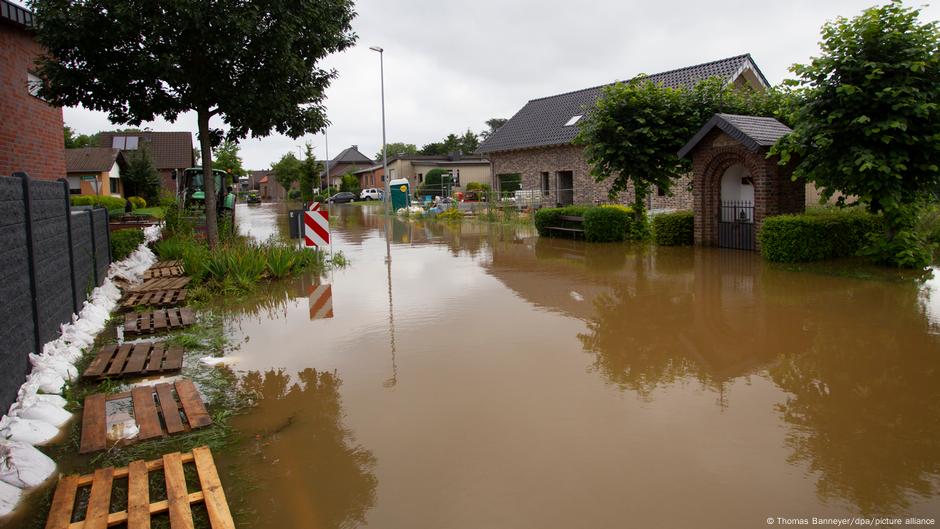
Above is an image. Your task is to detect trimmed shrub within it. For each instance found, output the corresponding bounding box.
[127,196,147,209]
[70,195,127,210]
[653,210,694,246]
[759,209,881,263]
[534,205,590,236]
[583,205,633,242]
[110,228,145,261]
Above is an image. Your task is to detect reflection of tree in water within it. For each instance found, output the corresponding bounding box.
[768,285,940,515]
[235,368,377,529]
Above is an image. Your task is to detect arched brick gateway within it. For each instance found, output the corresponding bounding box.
[678,114,805,250]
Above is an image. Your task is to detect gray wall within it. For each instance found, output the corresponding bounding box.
[0,174,112,413]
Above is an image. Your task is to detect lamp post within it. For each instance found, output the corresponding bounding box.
[370,45,391,263]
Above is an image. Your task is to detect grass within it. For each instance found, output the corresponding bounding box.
[131,206,167,219]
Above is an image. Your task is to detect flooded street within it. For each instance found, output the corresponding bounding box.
[221,202,940,528]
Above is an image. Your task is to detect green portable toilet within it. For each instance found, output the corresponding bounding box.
[389,178,411,211]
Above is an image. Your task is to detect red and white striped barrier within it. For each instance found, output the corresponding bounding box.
[307,283,334,320]
[304,202,330,248]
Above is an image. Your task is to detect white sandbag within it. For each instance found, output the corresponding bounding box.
[0,416,59,445]
[0,440,56,488]
[29,354,78,382]
[32,394,67,409]
[23,370,65,395]
[0,480,23,517]
[11,396,71,427]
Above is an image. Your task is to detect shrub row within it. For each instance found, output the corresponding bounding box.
[652,211,694,246]
[110,228,145,261]
[758,209,881,263]
[127,196,147,209]
[71,195,127,210]
[535,205,646,242]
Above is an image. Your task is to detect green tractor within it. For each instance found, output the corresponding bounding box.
[173,167,237,234]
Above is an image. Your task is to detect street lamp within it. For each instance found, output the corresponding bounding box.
[370,45,391,263]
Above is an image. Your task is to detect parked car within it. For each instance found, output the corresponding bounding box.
[327,191,357,204]
[360,188,384,201]
[246,190,261,204]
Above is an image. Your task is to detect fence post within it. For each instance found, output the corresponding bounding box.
[104,208,112,266]
[16,172,42,354]
[60,179,80,313]
[88,208,99,285]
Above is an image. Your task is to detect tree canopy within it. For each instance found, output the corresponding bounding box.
[420,130,479,155]
[300,143,323,202]
[213,140,247,181]
[32,0,357,247]
[575,77,791,213]
[375,142,417,161]
[772,1,940,266]
[63,126,98,149]
[122,145,161,203]
[271,153,302,194]
[480,118,507,140]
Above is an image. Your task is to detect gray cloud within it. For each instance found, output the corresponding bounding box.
[57,0,940,169]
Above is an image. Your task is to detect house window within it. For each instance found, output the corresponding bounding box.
[110,177,120,194]
[657,186,666,197]
[540,172,550,196]
[417,173,423,183]
[67,176,81,195]
[111,136,139,150]
[27,72,43,99]
[564,115,582,126]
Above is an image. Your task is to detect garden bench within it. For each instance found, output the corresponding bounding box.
[546,215,585,237]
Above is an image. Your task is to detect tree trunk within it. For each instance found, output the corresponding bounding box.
[198,110,219,248]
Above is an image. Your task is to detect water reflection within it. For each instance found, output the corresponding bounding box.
[232,368,377,529]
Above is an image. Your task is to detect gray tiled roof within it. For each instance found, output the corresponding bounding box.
[65,148,123,173]
[97,131,194,170]
[677,113,791,158]
[331,145,374,164]
[478,54,768,154]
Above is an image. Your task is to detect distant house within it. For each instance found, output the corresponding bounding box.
[477,54,770,210]
[97,131,194,194]
[65,148,127,197]
[0,0,66,182]
[380,154,492,195]
[353,164,384,190]
[322,145,374,188]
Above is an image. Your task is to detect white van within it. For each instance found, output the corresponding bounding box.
[360,188,384,201]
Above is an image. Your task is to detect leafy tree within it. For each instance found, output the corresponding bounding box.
[213,140,247,183]
[339,173,360,196]
[419,141,446,155]
[63,125,98,149]
[459,129,479,153]
[271,153,302,195]
[300,143,323,202]
[480,118,507,140]
[122,145,161,203]
[375,142,416,161]
[773,1,940,267]
[32,0,356,248]
[576,77,791,218]
[418,168,454,196]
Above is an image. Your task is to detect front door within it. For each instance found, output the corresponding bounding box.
[557,171,574,206]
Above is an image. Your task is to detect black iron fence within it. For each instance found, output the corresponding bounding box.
[719,200,755,251]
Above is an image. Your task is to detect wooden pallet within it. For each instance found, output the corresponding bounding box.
[143,265,185,279]
[125,307,195,335]
[83,342,183,380]
[129,276,191,293]
[45,446,235,529]
[80,379,212,454]
[120,289,187,310]
[150,259,182,269]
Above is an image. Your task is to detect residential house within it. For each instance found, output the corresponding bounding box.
[353,164,384,190]
[97,131,194,194]
[0,0,66,181]
[477,54,770,210]
[65,148,127,197]
[381,154,492,195]
[322,145,374,188]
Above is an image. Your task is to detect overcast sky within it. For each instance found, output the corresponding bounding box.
[48,0,940,169]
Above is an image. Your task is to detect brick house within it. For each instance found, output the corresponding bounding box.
[353,164,384,190]
[97,131,194,195]
[65,147,127,197]
[0,0,66,182]
[678,113,803,250]
[321,145,374,188]
[477,54,769,210]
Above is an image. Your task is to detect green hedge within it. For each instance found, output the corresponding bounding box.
[758,209,881,263]
[653,211,694,246]
[71,195,127,210]
[536,205,645,242]
[127,196,147,209]
[110,228,145,261]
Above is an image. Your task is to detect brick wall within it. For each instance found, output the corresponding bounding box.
[489,144,693,210]
[690,129,804,248]
[0,24,66,181]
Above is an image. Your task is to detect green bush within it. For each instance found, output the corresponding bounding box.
[759,209,882,263]
[583,205,634,242]
[110,228,145,261]
[534,205,590,236]
[288,189,302,200]
[436,207,463,221]
[70,195,127,210]
[127,196,147,209]
[464,182,491,192]
[653,211,694,246]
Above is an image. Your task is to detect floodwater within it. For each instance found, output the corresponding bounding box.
[222,203,940,527]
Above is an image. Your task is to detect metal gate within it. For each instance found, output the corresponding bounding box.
[718,200,755,251]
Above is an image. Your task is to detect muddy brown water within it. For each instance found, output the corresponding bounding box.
[8,201,940,528]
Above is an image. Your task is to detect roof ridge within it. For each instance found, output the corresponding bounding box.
[525,53,753,103]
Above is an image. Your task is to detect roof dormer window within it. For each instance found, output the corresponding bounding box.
[564,115,583,127]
